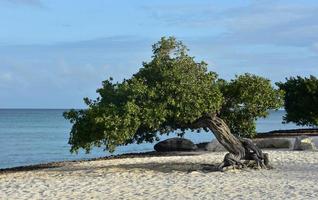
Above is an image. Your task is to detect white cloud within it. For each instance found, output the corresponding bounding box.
[145,1,318,47]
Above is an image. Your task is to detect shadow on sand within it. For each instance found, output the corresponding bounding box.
[48,161,220,174]
[1,151,221,174]
[106,162,220,173]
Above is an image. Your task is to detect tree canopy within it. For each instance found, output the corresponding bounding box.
[219,74,284,138]
[277,75,318,127]
[64,37,283,153]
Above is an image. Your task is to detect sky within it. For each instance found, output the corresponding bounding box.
[0,0,317,108]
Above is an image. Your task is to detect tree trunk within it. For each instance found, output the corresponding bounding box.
[205,116,245,155]
[199,115,270,171]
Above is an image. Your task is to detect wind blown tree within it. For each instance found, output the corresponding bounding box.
[277,75,318,127]
[64,37,283,170]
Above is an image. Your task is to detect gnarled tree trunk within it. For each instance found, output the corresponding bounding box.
[198,115,270,171]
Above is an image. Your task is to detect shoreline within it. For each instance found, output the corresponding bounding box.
[257,128,318,138]
[2,128,317,174]
[0,151,212,174]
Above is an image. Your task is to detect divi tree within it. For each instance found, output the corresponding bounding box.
[64,37,283,170]
[277,75,318,127]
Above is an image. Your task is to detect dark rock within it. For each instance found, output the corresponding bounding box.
[196,142,209,150]
[293,136,316,150]
[253,138,292,149]
[196,140,226,152]
[312,137,318,147]
[196,138,292,152]
[154,138,197,152]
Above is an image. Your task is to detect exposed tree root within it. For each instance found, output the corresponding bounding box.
[194,115,272,172]
[218,138,271,171]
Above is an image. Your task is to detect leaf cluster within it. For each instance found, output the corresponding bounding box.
[218,74,284,138]
[277,75,318,127]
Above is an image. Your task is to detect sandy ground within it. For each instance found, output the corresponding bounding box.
[0,150,317,200]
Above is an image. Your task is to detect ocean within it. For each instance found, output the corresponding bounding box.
[0,109,302,169]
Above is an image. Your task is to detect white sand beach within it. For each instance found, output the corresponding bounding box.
[1,150,317,200]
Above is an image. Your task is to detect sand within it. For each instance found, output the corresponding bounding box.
[1,150,317,200]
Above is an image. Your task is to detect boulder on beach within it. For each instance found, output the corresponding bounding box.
[197,138,292,151]
[253,138,292,149]
[293,136,316,151]
[196,139,226,152]
[154,138,197,152]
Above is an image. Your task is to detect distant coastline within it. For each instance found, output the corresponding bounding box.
[257,128,318,138]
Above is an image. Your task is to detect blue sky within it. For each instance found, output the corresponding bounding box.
[0,0,317,108]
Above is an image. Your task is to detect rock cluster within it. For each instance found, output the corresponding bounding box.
[154,138,197,152]
[293,136,316,151]
[154,136,317,152]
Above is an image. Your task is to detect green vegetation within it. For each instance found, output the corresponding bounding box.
[277,75,318,127]
[218,74,284,138]
[64,37,283,153]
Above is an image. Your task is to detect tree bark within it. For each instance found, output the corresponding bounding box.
[199,115,270,171]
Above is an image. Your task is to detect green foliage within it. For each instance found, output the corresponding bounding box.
[64,37,222,153]
[218,74,284,138]
[64,37,283,153]
[277,75,318,127]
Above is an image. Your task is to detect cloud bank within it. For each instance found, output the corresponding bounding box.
[0,0,317,108]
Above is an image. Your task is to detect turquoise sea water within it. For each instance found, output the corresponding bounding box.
[0,109,302,169]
